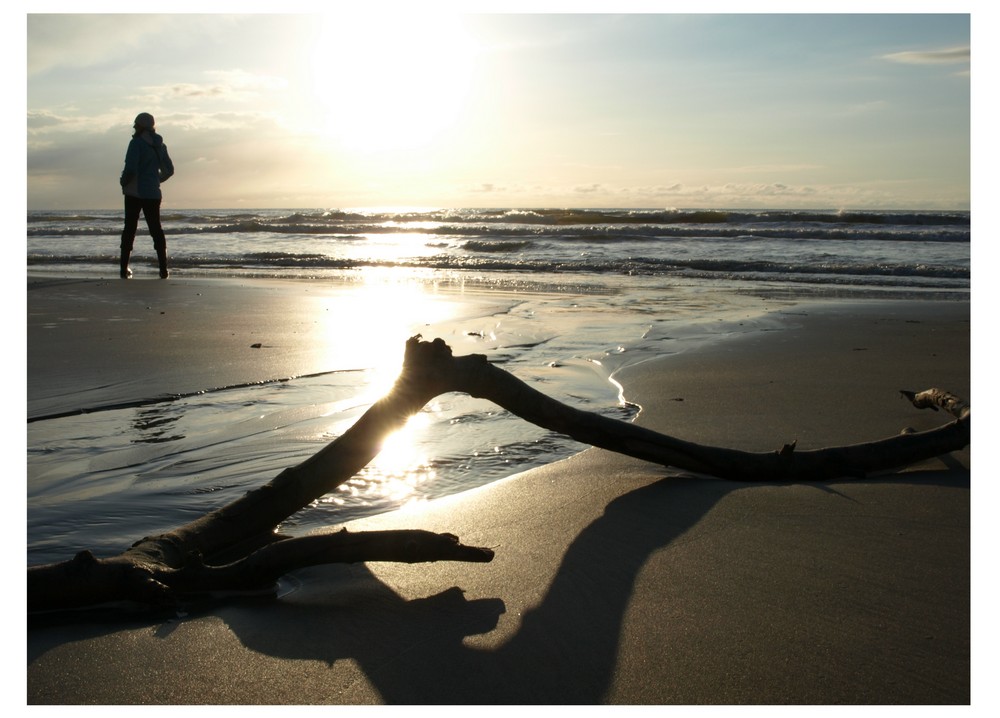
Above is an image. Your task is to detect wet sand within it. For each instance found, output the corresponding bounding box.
[26,278,971,704]
[27,276,515,421]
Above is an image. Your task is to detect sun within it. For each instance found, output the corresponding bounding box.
[308,13,479,153]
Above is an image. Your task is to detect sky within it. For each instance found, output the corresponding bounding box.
[24,7,973,211]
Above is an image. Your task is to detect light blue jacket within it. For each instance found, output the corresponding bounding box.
[120,130,174,200]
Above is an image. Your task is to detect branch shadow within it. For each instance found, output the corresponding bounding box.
[217,467,969,703]
[215,475,747,703]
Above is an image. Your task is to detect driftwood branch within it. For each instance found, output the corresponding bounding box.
[28,336,969,614]
[28,530,493,613]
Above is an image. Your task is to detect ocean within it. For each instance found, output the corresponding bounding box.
[28,207,970,289]
[26,207,970,566]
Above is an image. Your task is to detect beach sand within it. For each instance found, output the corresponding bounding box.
[26,278,971,704]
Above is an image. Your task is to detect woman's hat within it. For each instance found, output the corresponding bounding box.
[134,112,155,129]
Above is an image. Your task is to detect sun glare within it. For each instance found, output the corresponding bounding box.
[315,270,458,399]
[308,14,479,153]
[313,273,458,509]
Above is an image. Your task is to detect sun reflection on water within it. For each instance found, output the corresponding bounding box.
[316,410,438,510]
[313,271,459,508]
[316,269,458,397]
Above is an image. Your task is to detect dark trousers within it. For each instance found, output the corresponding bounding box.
[121,195,166,253]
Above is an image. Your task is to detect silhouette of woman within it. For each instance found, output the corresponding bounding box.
[119,112,174,278]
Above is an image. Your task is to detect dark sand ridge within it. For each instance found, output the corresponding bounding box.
[26,279,970,704]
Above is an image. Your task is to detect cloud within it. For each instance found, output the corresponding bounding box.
[133,71,288,105]
[26,109,126,145]
[880,46,970,65]
[27,110,66,131]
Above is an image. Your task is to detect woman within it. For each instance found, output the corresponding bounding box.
[119,112,175,278]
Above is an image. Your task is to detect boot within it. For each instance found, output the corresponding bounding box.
[119,249,132,279]
[157,248,169,279]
